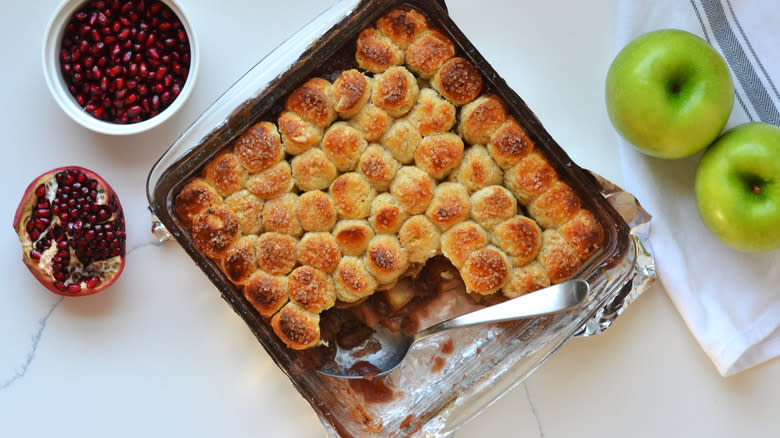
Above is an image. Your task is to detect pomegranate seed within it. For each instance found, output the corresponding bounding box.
[127,105,142,117]
[35,184,47,198]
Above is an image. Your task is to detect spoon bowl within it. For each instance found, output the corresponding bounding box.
[317,279,590,379]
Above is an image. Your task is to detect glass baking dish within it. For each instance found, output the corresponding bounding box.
[146,0,652,436]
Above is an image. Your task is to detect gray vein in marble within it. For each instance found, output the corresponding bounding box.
[129,239,164,253]
[524,381,545,438]
[1,297,63,390]
[1,241,155,391]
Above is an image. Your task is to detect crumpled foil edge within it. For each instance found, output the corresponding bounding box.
[575,171,656,337]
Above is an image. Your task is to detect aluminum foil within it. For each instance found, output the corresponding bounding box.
[575,172,656,337]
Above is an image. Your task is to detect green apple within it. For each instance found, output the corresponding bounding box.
[695,122,780,253]
[606,29,734,159]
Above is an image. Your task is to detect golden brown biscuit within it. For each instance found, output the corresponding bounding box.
[558,209,604,259]
[397,215,441,264]
[406,29,456,79]
[321,122,368,172]
[449,145,504,193]
[332,219,375,257]
[492,215,542,266]
[357,144,401,192]
[487,117,534,169]
[330,172,376,219]
[414,132,464,179]
[174,178,222,228]
[364,235,408,286]
[431,57,482,106]
[291,148,338,192]
[278,111,323,156]
[287,265,336,313]
[381,119,422,164]
[234,121,284,173]
[504,150,559,206]
[244,270,288,318]
[221,236,257,285]
[406,88,456,136]
[298,190,337,232]
[245,161,293,200]
[371,66,419,118]
[355,27,404,74]
[347,104,391,142]
[376,7,428,49]
[458,94,507,146]
[191,205,240,261]
[425,182,470,231]
[223,190,263,235]
[333,256,378,303]
[389,166,435,214]
[261,193,302,236]
[440,220,488,269]
[331,69,372,119]
[285,77,336,128]
[271,302,321,350]
[528,181,581,229]
[470,185,517,231]
[538,229,582,284]
[297,232,341,273]
[369,193,408,235]
[202,150,246,197]
[255,232,298,276]
[460,246,511,295]
[502,260,550,299]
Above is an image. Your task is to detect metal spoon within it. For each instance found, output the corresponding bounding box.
[317,279,590,379]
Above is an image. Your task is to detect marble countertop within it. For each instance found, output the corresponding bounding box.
[2,0,778,436]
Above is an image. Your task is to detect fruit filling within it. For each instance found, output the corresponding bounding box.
[19,168,126,295]
[59,0,191,124]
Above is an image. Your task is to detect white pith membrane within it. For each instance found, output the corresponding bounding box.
[18,172,124,294]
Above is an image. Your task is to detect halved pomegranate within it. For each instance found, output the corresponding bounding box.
[13,166,126,296]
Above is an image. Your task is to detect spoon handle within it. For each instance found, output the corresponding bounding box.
[413,279,590,343]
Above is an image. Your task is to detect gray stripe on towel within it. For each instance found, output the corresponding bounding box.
[699,0,780,125]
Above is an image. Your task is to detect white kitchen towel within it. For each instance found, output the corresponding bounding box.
[615,0,780,376]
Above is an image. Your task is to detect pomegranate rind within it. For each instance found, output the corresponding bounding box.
[14,166,126,297]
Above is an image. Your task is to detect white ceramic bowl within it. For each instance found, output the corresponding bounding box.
[42,0,199,135]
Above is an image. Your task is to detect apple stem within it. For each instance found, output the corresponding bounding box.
[753,185,762,195]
